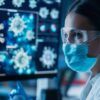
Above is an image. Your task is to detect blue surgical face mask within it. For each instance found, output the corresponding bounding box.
[62,43,97,72]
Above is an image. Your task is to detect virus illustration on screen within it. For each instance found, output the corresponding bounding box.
[39,7,49,19]
[12,0,25,8]
[8,13,26,37]
[40,24,46,32]
[12,48,32,74]
[0,53,6,62]
[55,0,61,3]
[50,9,59,19]
[43,0,54,4]
[29,0,37,9]
[8,13,35,39]
[50,24,57,32]
[26,30,35,41]
[0,23,4,30]
[0,0,5,6]
[39,47,57,69]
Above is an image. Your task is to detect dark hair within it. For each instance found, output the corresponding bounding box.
[68,0,100,30]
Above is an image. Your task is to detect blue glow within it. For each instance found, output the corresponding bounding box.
[0,54,6,62]
[5,12,38,75]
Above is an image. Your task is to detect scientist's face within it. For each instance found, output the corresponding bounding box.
[64,12,100,57]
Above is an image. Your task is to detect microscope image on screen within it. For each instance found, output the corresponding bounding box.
[0,0,62,78]
[7,12,37,46]
[0,9,38,75]
[35,42,58,72]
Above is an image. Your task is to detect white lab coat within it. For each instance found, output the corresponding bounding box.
[80,73,100,100]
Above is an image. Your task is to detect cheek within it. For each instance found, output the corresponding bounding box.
[88,40,100,57]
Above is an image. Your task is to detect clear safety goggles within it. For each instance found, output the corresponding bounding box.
[61,27,100,44]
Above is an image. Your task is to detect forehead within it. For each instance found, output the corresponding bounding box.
[64,12,95,30]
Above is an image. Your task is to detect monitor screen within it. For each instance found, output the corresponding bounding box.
[0,0,62,80]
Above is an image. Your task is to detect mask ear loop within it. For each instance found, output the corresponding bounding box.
[89,36,100,43]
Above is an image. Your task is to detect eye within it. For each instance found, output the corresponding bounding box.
[77,32,83,39]
[70,30,77,38]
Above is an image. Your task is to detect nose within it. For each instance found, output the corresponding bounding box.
[67,35,73,44]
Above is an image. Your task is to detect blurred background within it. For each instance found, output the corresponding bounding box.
[0,0,90,100]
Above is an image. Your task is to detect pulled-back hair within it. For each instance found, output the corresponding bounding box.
[68,0,100,30]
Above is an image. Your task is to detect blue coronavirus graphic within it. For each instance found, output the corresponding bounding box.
[12,0,25,8]
[11,48,31,74]
[50,9,59,19]
[39,7,49,19]
[0,0,5,6]
[9,47,35,74]
[6,12,37,75]
[43,0,54,4]
[8,13,34,37]
[29,0,37,9]
[40,47,57,69]
[8,13,36,46]
[8,13,26,37]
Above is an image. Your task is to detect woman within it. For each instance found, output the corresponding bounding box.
[61,0,100,99]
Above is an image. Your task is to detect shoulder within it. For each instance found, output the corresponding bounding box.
[90,74,100,99]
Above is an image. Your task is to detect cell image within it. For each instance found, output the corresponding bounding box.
[43,0,61,4]
[7,10,38,75]
[7,11,38,46]
[43,0,54,4]
[50,23,57,33]
[35,42,58,72]
[12,0,25,8]
[39,7,49,19]
[38,22,58,36]
[0,9,39,76]
[29,0,37,9]
[50,8,59,19]
[0,0,62,78]
[39,46,57,69]
[7,47,36,75]
[55,0,61,3]
[0,0,5,6]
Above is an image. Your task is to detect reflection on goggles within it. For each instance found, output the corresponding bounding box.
[61,28,88,44]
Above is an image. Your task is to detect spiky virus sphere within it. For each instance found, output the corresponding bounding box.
[40,47,57,69]
[12,0,25,8]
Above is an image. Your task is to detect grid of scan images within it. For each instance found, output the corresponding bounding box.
[0,0,62,76]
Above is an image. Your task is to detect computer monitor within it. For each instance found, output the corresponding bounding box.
[0,0,62,80]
